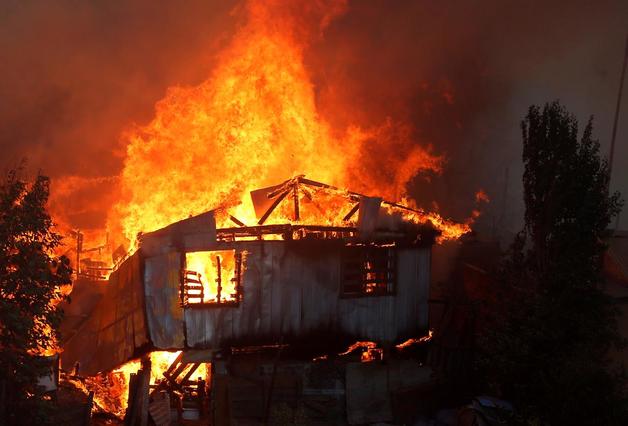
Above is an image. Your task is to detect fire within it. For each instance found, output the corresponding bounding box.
[106,0,452,252]
[185,250,240,303]
[87,351,208,418]
[339,341,382,362]
[395,329,434,350]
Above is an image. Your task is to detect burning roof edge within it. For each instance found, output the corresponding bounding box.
[135,176,441,256]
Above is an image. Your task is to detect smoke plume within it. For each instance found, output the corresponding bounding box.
[1,0,627,244]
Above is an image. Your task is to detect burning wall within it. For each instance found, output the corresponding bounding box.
[104,0,450,254]
[61,182,435,377]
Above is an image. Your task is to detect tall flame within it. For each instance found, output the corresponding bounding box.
[106,0,446,249]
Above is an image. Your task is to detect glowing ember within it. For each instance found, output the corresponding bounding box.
[338,341,381,362]
[395,329,434,350]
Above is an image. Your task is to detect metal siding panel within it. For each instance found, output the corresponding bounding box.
[417,248,431,329]
[270,245,283,335]
[61,252,148,375]
[180,243,431,349]
[185,243,267,348]
[394,249,417,337]
[260,243,275,336]
[299,251,339,333]
[62,254,146,375]
[394,248,430,337]
[144,251,185,349]
[276,253,296,335]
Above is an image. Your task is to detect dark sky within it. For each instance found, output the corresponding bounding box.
[1,0,627,239]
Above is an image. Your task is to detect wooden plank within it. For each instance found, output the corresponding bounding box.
[164,352,184,378]
[125,373,139,426]
[343,203,360,222]
[258,189,290,225]
[180,363,201,385]
[229,215,246,227]
[138,362,151,426]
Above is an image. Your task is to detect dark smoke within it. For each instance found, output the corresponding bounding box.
[308,0,628,239]
[1,0,627,241]
[0,0,238,230]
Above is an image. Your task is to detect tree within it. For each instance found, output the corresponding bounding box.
[0,167,72,425]
[478,101,626,425]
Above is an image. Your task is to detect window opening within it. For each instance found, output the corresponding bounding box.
[342,246,395,297]
[181,250,243,306]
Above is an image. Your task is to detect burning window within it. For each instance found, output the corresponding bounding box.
[342,246,395,297]
[181,250,243,306]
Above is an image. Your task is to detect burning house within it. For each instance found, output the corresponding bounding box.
[60,176,452,423]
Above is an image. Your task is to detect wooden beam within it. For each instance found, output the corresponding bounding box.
[343,203,360,222]
[293,183,300,221]
[257,189,290,225]
[138,360,151,426]
[163,352,183,378]
[180,363,201,385]
[229,215,246,227]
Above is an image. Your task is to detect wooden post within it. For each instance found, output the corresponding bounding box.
[126,360,152,426]
[609,34,628,181]
[139,357,152,426]
[197,378,206,418]
[84,391,94,426]
[125,373,139,426]
[610,34,628,231]
[75,230,83,277]
[216,256,222,303]
[293,183,300,221]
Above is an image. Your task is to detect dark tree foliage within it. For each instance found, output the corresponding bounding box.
[0,167,72,425]
[478,101,626,425]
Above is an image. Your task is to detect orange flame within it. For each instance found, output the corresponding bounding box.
[87,351,208,418]
[395,329,434,350]
[185,250,241,303]
[106,0,449,251]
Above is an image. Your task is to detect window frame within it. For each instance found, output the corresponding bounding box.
[340,245,396,298]
[180,250,243,308]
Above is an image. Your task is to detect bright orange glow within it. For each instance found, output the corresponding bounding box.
[88,351,208,418]
[395,329,434,349]
[106,0,458,252]
[339,341,377,356]
[34,283,72,356]
[339,341,382,362]
[185,250,241,303]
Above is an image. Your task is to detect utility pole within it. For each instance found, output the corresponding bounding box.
[72,229,83,278]
[609,33,628,232]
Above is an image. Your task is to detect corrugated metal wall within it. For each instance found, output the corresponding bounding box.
[61,252,148,375]
[62,239,430,374]
[144,251,185,349]
[175,241,430,348]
